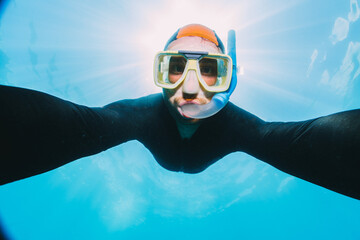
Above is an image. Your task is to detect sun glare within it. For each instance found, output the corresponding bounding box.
[124,0,306,97]
[129,0,246,94]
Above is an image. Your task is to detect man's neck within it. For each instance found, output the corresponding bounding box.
[175,120,201,139]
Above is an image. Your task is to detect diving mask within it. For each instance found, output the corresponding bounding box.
[154,50,233,93]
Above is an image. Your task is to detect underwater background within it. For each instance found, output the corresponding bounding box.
[0,0,360,239]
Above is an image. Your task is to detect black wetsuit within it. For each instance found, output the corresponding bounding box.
[1,85,360,200]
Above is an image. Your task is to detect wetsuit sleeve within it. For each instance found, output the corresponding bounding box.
[220,103,360,200]
[2,85,359,200]
[0,85,159,185]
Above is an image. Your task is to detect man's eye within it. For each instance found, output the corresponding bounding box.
[200,65,217,76]
[200,59,217,76]
[169,63,185,74]
[169,57,186,74]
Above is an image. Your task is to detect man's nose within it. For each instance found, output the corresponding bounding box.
[182,70,200,95]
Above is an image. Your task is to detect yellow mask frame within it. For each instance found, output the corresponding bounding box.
[154,50,233,92]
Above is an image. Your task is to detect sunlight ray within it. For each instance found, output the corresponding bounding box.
[235,0,304,31]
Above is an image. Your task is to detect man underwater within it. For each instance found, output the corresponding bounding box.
[0,24,359,200]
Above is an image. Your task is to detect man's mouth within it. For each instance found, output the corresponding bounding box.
[178,100,200,106]
[174,98,208,120]
[177,102,199,119]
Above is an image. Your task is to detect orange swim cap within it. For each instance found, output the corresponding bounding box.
[176,24,219,46]
[164,24,225,52]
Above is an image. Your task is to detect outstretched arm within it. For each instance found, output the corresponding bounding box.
[0,85,160,184]
[220,103,360,200]
[2,85,359,200]
[259,110,360,200]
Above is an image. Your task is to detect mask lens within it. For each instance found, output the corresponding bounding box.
[155,53,186,88]
[168,56,186,83]
[198,57,231,91]
[199,58,218,86]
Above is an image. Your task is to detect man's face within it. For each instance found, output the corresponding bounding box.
[163,36,222,123]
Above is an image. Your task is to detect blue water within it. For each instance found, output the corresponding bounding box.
[0,0,360,239]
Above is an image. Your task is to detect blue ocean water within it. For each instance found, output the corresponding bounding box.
[0,0,359,239]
